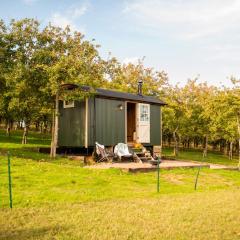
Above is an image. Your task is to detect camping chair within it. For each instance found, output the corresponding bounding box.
[95,142,111,162]
[114,143,133,161]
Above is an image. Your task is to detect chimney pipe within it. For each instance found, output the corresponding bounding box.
[138,80,143,96]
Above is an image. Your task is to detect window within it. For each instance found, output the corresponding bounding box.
[63,100,75,108]
[140,104,149,122]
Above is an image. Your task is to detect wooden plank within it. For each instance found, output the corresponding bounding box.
[85,98,88,148]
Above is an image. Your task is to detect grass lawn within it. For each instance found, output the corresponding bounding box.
[0,130,240,239]
[163,147,239,166]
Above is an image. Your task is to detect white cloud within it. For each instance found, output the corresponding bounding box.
[50,13,86,33]
[204,44,240,62]
[49,2,89,33]
[22,0,38,5]
[67,4,89,18]
[123,0,240,40]
[121,1,240,87]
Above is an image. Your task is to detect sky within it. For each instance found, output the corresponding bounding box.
[1,0,240,86]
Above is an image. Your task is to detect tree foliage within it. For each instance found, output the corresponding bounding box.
[0,18,239,162]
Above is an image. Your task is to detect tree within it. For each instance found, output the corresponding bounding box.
[162,85,185,156]
[1,18,107,153]
[37,24,107,157]
[106,57,169,98]
[2,19,47,143]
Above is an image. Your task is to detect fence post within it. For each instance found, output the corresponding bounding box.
[194,165,201,190]
[157,157,160,193]
[7,151,12,208]
[194,155,205,190]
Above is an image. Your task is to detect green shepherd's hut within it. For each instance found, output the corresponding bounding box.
[58,82,166,154]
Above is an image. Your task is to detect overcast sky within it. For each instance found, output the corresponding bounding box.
[1,0,240,86]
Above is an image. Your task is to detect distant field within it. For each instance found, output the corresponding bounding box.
[163,147,239,166]
[0,129,238,166]
[0,129,240,239]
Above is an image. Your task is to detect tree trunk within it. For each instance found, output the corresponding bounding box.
[229,141,233,160]
[168,136,171,148]
[50,91,59,158]
[39,122,43,133]
[6,120,11,137]
[22,126,28,144]
[203,135,208,158]
[224,140,228,156]
[173,126,179,157]
[43,122,48,134]
[50,111,55,157]
[220,140,224,153]
[237,113,240,170]
[35,122,40,131]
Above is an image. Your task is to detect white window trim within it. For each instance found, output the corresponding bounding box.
[63,100,75,108]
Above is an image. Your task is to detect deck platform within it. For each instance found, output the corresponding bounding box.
[85,160,211,173]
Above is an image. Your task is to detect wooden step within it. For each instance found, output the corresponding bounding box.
[136,152,145,157]
[131,148,143,153]
[139,157,153,162]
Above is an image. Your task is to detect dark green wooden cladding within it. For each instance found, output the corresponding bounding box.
[58,98,162,147]
[150,105,161,146]
[87,98,95,146]
[95,98,125,146]
[58,101,85,147]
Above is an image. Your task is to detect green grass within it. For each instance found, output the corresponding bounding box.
[0,130,240,239]
[1,156,239,208]
[163,147,239,166]
[0,129,50,148]
[1,190,240,240]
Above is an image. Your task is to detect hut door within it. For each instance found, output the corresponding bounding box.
[136,103,150,143]
[127,102,136,142]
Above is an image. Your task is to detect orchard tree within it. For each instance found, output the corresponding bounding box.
[181,80,217,157]
[107,58,169,98]
[38,24,107,157]
[3,19,46,143]
[0,19,19,136]
[163,85,185,156]
[1,18,107,153]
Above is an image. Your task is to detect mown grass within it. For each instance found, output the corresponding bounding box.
[1,155,240,208]
[0,129,240,239]
[0,129,52,161]
[1,190,240,240]
[0,129,50,148]
[163,147,239,166]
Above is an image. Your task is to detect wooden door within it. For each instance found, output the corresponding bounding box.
[136,103,150,143]
[127,102,136,142]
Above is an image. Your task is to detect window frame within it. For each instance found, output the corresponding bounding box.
[63,100,75,108]
[139,104,150,123]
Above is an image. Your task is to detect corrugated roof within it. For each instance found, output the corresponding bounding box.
[61,83,166,105]
[95,88,166,105]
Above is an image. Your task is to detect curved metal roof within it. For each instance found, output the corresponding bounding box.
[61,83,166,105]
[96,88,166,105]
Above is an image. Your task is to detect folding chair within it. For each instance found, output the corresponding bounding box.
[114,143,133,161]
[95,142,111,162]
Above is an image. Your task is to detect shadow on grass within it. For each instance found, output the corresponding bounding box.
[0,129,51,146]
[0,225,67,240]
[0,147,84,167]
[163,147,238,166]
[0,147,50,160]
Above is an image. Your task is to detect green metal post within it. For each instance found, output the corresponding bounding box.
[7,151,12,208]
[194,155,205,190]
[194,165,201,190]
[157,157,160,193]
